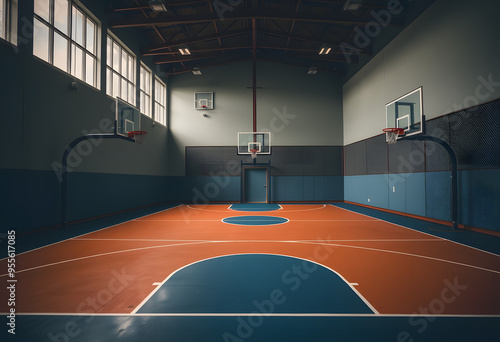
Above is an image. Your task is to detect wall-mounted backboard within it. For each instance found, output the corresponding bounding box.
[237,132,272,155]
[116,97,140,136]
[386,87,423,140]
[194,92,214,110]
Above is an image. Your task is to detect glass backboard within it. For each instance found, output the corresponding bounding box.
[116,97,140,137]
[237,132,271,155]
[386,87,423,141]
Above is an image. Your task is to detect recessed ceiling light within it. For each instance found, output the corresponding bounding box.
[149,0,167,12]
[307,67,318,75]
[343,0,362,11]
[319,45,331,55]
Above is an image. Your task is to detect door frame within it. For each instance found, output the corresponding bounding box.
[241,166,271,203]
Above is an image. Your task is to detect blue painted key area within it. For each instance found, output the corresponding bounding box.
[138,254,373,314]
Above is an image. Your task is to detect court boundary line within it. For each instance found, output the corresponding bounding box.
[3,239,496,278]
[187,204,327,213]
[7,312,500,317]
[72,238,442,242]
[0,204,183,262]
[131,253,379,315]
[293,240,500,275]
[329,204,500,258]
[0,240,216,277]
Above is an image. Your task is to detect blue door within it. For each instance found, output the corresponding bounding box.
[244,168,267,203]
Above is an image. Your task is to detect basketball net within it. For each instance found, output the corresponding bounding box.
[128,131,148,144]
[383,128,404,144]
[250,149,258,159]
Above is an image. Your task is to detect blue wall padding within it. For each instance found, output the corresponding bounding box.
[459,169,500,231]
[388,174,406,213]
[366,174,389,209]
[405,172,426,217]
[425,171,452,222]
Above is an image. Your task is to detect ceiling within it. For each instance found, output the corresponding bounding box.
[108,0,436,78]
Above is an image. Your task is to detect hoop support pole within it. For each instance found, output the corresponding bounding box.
[61,125,134,228]
[401,135,458,230]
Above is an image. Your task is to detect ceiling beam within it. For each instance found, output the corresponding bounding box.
[144,29,251,54]
[260,30,371,55]
[165,58,249,75]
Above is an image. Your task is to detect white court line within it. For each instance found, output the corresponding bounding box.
[3,238,492,279]
[330,204,500,258]
[135,219,223,222]
[187,204,326,213]
[0,204,183,262]
[134,218,377,222]
[292,241,500,275]
[71,238,442,242]
[131,253,379,315]
[7,312,500,317]
[0,241,215,277]
[73,238,211,242]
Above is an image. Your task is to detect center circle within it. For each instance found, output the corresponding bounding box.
[222,216,289,226]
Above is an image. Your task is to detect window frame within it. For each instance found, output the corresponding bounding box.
[139,62,152,118]
[33,0,100,88]
[106,31,136,106]
[154,76,167,126]
[0,0,18,44]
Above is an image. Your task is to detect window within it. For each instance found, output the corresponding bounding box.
[0,0,5,40]
[139,63,152,118]
[154,77,166,126]
[33,0,99,87]
[106,33,135,105]
[1,0,17,44]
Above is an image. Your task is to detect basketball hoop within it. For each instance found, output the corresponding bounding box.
[250,149,259,159]
[128,130,148,144]
[201,105,207,109]
[383,128,405,144]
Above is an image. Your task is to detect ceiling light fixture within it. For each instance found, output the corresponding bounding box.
[179,48,191,55]
[149,0,168,12]
[319,45,331,55]
[307,67,318,75]
[343,0,362,11]
[192,67,202,75]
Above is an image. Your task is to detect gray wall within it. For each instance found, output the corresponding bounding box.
[343,0,500,145]
[0,0,169,176]
[0,0,171,231]
[168,60,343,175]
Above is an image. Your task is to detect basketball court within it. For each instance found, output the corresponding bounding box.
[1,0,500,341]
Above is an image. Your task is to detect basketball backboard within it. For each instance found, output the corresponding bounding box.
[116,97,140,137]
[194,92,214,110]
[386,87,423,140]
[237,132,271,155]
